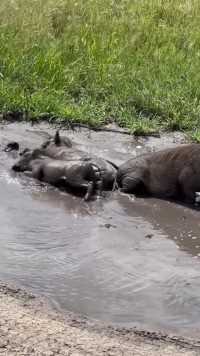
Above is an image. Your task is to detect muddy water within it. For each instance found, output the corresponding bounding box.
[0,123,200,337]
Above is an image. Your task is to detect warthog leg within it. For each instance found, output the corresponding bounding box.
[96,180,103,197]
[64,178,95,201]
[195,192,200,205]
[84,181,95,201]
[58,163,102,201]
[78,163,102,200]
[120,175,143,194]
[178,167,198,203]
[90,164,103,198]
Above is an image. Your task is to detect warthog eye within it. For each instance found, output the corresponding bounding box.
[41,139,52,149]
[20,148,30,156]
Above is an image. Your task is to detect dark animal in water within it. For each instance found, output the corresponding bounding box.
[117,144,200,204]
[35,130,118,191]
[12,150,102,201]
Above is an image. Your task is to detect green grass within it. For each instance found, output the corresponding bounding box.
[1,0,200,135]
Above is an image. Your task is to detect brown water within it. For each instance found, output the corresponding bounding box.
[0,122,200,337]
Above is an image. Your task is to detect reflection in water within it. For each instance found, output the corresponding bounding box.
[0,123,200,337]
[31,189,106,217]
[118,194,200,257]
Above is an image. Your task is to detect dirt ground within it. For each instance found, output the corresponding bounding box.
[0,283,199,356]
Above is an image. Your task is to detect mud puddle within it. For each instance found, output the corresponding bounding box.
[0,122,200,338]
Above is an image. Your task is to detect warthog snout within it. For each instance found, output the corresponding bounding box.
[4,142,19,152]
[12,163,21,172]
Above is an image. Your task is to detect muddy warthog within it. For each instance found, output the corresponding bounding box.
[12,149,102,201]
[117,144,200,204]
[36,130,118,191]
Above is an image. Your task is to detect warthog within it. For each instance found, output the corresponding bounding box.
[117,144,200,204]
[35,130,118,191]
[12,149,102,201]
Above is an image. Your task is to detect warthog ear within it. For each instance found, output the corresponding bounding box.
[54,130,61,145]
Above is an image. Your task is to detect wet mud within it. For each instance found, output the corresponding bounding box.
[0,122,200,338]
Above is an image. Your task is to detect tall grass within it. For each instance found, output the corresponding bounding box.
[0,0,200,134]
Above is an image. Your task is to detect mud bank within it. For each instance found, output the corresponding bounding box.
[0,282,199,356]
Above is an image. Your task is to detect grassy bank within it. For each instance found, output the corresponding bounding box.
[0,0,200,136]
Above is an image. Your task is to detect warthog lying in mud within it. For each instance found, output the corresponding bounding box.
[20,131,118,192]
[12,130,200,205]
[12,149,102,201]
[117,144,200,204]
[12,130,118,200]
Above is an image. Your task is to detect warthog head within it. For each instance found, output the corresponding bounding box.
[12,148,42,172]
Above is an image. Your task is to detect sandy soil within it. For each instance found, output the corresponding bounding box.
[0,283,199,356]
